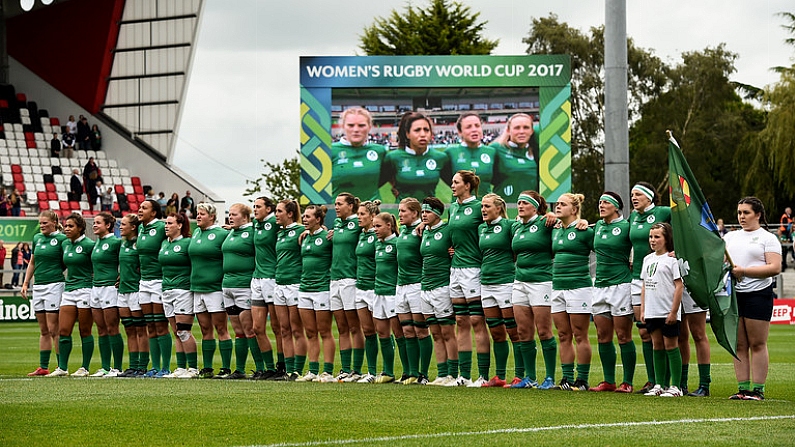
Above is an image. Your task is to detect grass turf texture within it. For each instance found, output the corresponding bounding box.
[1,323,793,447]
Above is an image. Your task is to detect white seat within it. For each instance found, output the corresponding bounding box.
[29,157,40,166]
[32,166,42,174]
[108,159,118,168]
[9,156,20,164]
[43,125,52,134]
[20,157,31,166]
[119,168,130,177]
[50,157,60,166]
[12,123,22,132]
[20,108,29,117]
[34,132,44,141]
[124,185,135,194]
[0,139,6,147]
[23,173,35,183]
[49,200,60,210]
[86,150,97,159]
[0,155,10,165]
[37,141,46,150]
[104,176,115,186]
[110,168,120,176]
[55,183,67,192]
[57,192,69,201]
[40,117,50,126]
[37,149,47,158]
[79,201,89,210]
[69,158,81,167]
[95,151,106,159]
[8,147,19,156]
[21,116,31,125]
[98,159,108,168]
[53,174,64,184]
[34,182,46,192]
[14,131,24,140]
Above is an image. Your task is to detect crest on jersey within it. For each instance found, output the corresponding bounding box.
[366,150,379,161]
[426,159,437,170]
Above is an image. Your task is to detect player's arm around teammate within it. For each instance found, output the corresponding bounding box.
[251,197,283,379]
[370,212,403,383]
[21,210,67,376]
[88,212,123,377]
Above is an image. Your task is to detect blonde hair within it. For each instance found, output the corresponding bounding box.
[359,200,382,216]
[340,107,373,127]
[482,193,508,218]
[229,203,252,221]
[197,202,217,217]
[374,212,397,235]
[496,113,534,146]
[559,193,585,220]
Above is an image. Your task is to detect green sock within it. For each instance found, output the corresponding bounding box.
[395,336,408,377]
[364,334,379,375]
[323,362,334,374]
[576,363,590,383]
[418,336,433,376]
[128,351,139,371]
[176,351,187,369]
[308,361,320,375]
[248,337,264,371]
[262,349,275,371]
[680,363,690,390]
[561,363,575,381]
[352,348,365,374]
[446,359,458,379]
[476,352,491,378]
[277,352,285,363]
[520,340,537,381]
[698,363,711,389]
[340,349,352,373]
[541,338,557,380]
[285,356,294,374]
[738,380,751,391]
[458,350,472,379]
[619,342,636,385]
[512,341,524,378]
[598,342,617,385]
[493,340,509,380]
[234,337,248,373]
[159,335,172,371]
[149,337,161,371]
[81,335,94,370]
[666,348,682,389]
[642,341,655,383]
[202,339,216,369]
[58,335,72,371]
[98,335,111,370]
[406,337,419,376]
[186,352,198,369]
[56,352,60,366]
[110,334,124,370]
[139,351,149,371]
[219,339,233,370]
[437,361,448,377]
[752,382,765,392]
[653,350,667,386]
[663,355,671,387]
[380,337,395,376]
[294,355,307,374]
[40,350,51,369]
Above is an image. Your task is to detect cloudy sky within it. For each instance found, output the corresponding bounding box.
[172,0,794,205]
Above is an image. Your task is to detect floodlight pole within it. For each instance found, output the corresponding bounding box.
[604,0,629,202]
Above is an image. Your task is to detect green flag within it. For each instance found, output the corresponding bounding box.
[667,133,738,358]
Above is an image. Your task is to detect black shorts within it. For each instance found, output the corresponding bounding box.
[645,318,680,338]
[737,285,774,321]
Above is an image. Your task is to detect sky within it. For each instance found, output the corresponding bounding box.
[172,0,794,206]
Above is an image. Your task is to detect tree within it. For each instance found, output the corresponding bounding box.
[523,14,667,220]
[359,0,498,55]
[243,152,301,202]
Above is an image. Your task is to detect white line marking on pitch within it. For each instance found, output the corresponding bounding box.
[243,415,795,447]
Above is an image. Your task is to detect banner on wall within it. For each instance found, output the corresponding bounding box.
[0,218,41,243]
[299,55,572,205]
[772,299,795,324]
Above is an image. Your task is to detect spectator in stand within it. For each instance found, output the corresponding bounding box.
[779,207,792,242]
[101,186,115,212]
[89,181,104,212]
[717,218,729,238]
[62,130,75,159]
[66,115,77,136]
[50,133,62,158]
[83,157,100,199]
[69,169,83,202]
[77,116,91,151]
[157,192,167,208]
[0,187,8,216]
[90,124,102,151]
[11,242,23,288]
[166,193,179,215]
[180,191,196,217]
[145,189,156,202]
[9,189,22,217]
[22,243,31,270]
[0,240,5,287]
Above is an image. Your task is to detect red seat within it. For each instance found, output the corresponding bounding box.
[0,99,7,108]
[131,177,141,186]
[45,183,55,192]
[11,164,22,174]
[15,182,25,193]
[127,194,137,204]
[13,173,23,183]
[114,184,125,194]
[112,202,119,212]
[133,185,143,194]
[37,191,47,201]
[19,210,26,217]
[16,93,27,103]
[82,210,98,217]
[47,192,57,201]
[136,194,145,203]
[69,201,79,210]
[128,202,139,213]
[50,117,60,126]
[26,140,36,148]
[59,201,70,210]
[25,132,35,141]
[38,200,50,211]
[57,210,71,218]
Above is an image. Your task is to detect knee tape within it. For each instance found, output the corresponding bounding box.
[468,300,484,317]
[486,317,504,328]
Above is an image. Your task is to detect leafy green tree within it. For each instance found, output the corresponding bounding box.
[359,0,498,55]
[243,152,301,202]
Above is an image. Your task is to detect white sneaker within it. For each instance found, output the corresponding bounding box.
[356,373,376,383]
[315,372,337,383]
[428,376,448,386]
[334,371,350,382]
[105,368,121,377]
[296,371,318,382]
[163,368,187,378]
[445,375,470,387]
[342,372,362,383]
[644,384,663,396]
[468,376,487,387]
[177,367,199,378]
[90,368,108,377]
[46,367,69,377]
[660,385,683,397]
[438,375,456,386]
[72,367,90,377]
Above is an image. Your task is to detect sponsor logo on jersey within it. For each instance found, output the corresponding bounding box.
[366,150,379,161]
[425,159,437,170]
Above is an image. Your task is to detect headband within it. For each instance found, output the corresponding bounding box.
[421,203,443,217]
[517,194,540,209]
[632,184,654,201]
[599,194,621,209]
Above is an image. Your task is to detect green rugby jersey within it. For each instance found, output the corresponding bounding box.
[420,222,452,291]
[253,214,278,279]
[332,141,387,201]
[396,220,422,286]
[478,217,516,285]
[159,236,192,291]
[593,217,632,287]
[331,216,361,280]
[374,235,398,296]
[137,220,166,281]
[512,215,554,283]
[91,234,121,287]
[447,196,483,268]
[355,228,377,291]
[444,144,496,188]
[490,142,538,202]
[628,205,671,280]
[118,238,140,294]
[62,236,94,291]
[222,223,255,289]
[381,148,449,201]
[552,224,594,290]
[189,225,227,293]
[300,229,332,293]
[31,231,67,285]
[275,223,304,286]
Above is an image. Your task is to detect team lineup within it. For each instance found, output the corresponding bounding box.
[18,110,781,402]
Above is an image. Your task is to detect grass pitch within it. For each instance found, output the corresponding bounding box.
[1,323,794,447]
